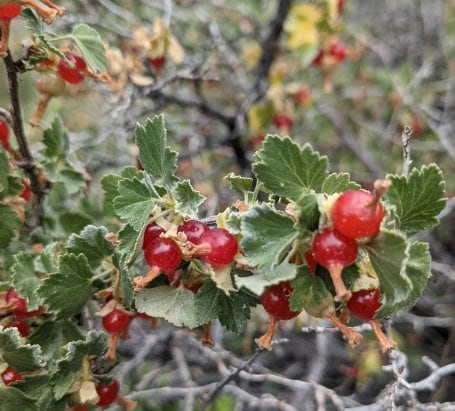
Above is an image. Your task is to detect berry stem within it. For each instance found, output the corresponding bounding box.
[133,266,161,292]
[201,323,214,347]
[369,319,396,352]
[371,179,392,210]
[116,396,138,411]
[327,312,362,347]
[329,263,352,302]
[0,20,11,57]
[105,332,120,361]
[30,94,51,127]
[19,0,64,24]
[254,318,278,351]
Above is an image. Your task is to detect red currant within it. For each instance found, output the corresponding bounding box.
[144,237,182,274]
[261,281,299,321]
[199,228,238,266]
[331,189,384,239]
[329,41,348,63]
[347,288,382,321]
[1,366,23,385]
[9,317,30,337]
[6,287,28,317]
[312,227,358,270]
[148,56,166,71]
[142,222,165,250]
[178,219,209,245]
[0,119,10,150]
[58,53,87,84]
[304,251,317,273]
[294,88,311,105]
[19,179,32,202]
[272,113,293,131]
[102,309,131,334]
[96,379,120,407]
[311,49,324,66]
[0,4,22,21]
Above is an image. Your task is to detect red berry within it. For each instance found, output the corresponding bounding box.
[57,53,87,84]
[102,309,131,334]
[304,251,317,273]
[272,113,293,131]
[311,49,324,66]
[311,227,358,270]
[337,0,345,14]
[329,41,347,63]
[1,366,23,385]
[142,222,165,250]
[178,220,209,245]
[0,4,22,21]
[19,179,32,202]
[331,190,384,239]
[144,237,182,274]
[96,379,120,407]
[347,288,382,321]
[9,317,30,337]
[6,287,28,317]
[0,119,10,150]
[261,281,299,321]
[199,228,238,266]
[148,56,166,71]
[294,88,311,105]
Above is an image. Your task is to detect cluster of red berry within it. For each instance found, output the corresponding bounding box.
[257,188,395,352]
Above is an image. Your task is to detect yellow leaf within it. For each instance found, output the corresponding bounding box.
[247,104,264,133]
[287,22,320,49]
[167,36,185,64]
[290,4,322,22]
[241,41,262,70]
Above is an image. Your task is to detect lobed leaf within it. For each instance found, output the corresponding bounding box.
[289,266,328,311]
[321,172,360,194]
[386,164,446,234]
[0,387,39,411]
[70,24,108,73]
[0,328,43,372]
[0,204,21,249]
[252,135,328,200]
[173,180,206,218]
[12,253,42,311]
[42,117,68,159]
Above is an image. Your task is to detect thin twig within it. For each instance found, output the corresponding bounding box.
[401,125,413,176]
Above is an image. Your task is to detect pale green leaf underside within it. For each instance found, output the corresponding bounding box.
[70,24,108,72]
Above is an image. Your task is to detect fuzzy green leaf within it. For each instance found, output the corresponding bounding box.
[289,267,328,311]
[135,116,178,188]
[52,331,108,400]
[70,24,108,72]
[253,135,328,200]
[224,173,253,193]
[321,173,360,194]
[0,204,21,249]
[112,251,135,310]
[0,150,9,196]
[173,180,205,218]
[365,230,414,317]
[34,242,58,274]
[386,164,446,234]
[113,177,155,230]
[45,166,85,194]
[28,321,83,363]
[295,191,320,231]
[375,241,431,318]
[195,281,258,334]
[239,205,299,294]
[59,211,94,234]
[0,328,42,372]
[42,117,68,158]
[136,286,201,328]
[66,225,114,269]
[12,253,42,311]
[0,387,39,411]
[117,223,140,261]
[37,254,93,320]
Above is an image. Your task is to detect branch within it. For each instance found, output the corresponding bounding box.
[2,51,45,225]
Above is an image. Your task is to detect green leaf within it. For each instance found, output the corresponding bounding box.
[22,8,43,36]
[0,150,9,196]
[12,375,66,411]
[53,331,108,400]
[28,321,83,363]
[42,117,68,158]
[34,242,58,274]
[135,116,178,188]
[70,24,108,72]
[113,177,155,230]
[37,254,93,320]
[112,251,135,310]
[117,223,140,261]
[321,173,360,194]
[239,205,299,294]
[195,281,258,333]
[252,135,328,200]
[0,328,42,372]
[375,241,431,318]
[173,180,205,218]
[0,204,21,249]
[295,191,320,231]
[365,230,412,317]
[66,225,114,269]
[224,173,253,193]
[135,286,201,328]
[59,211,94,234]
[0,387,39,411]
[386,164,446,234]
[289,267,328,311]
[45,167,85,195]
[12,253,42,311]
